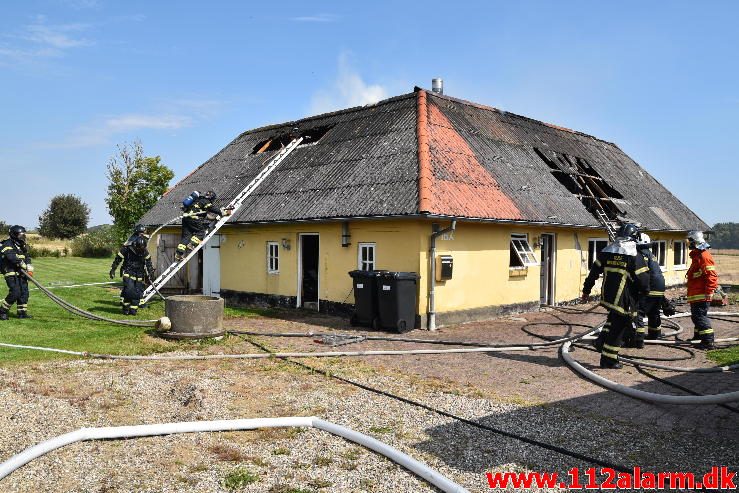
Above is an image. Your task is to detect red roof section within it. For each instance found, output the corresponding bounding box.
[418,90,522,219]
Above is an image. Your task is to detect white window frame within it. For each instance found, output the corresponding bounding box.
[510,234,537,268]
[673,240,687,270]
[358,243,376,271]
[588,238,609,269]
[651,240,667,271]
[267,241,279,274]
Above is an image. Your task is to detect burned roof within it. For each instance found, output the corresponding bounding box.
[139,89,708,232]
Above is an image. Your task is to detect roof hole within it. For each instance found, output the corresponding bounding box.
[252,125,334,154]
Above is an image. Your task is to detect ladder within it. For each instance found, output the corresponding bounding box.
[141,137,304,304]
[595,209,618,241]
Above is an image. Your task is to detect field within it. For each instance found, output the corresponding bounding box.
[26,233,73,253]
[0,256,259,364]
[714,252,739,284]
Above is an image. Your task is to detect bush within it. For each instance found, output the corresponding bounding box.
[70,226,118,258]
[27,246,62,258]
[38,194,90,240]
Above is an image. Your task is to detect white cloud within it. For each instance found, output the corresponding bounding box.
[49,98,226,148]
[291,13,338,23]
[309,54,389,115]
[0,16,92,63]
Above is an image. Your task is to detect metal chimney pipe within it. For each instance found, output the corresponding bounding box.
[431,78,443,95]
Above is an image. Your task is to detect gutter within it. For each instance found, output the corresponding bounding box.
[428,220,457,331]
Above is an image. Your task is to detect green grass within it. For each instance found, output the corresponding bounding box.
[222,467,259,490]
[707,345,739,366]
[0,257,261,364]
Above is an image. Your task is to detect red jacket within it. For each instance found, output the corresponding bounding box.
[686,249,718,303]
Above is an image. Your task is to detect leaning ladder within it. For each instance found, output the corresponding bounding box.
[141,137,304,304]
[595,208,618,241]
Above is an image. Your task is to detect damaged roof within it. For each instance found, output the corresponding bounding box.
[139,88,708,232]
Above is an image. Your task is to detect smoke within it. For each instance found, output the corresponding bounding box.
[309,53,388,114]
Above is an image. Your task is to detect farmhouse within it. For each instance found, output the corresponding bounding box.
[139,87,708,329]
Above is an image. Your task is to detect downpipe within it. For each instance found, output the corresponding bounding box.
[0,417,469,493]
[428,220,456,331]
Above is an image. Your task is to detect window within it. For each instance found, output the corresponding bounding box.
[588,239,609,268]
[267,242,279,273]
[509,234,537,268]
[358,243,376,271]
[651,240,666,268]
[673,240,687,268]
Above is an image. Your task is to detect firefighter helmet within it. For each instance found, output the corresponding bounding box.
[687,230,709,250]
[9,225,27,245]
[133,224,147,235]
[616,223,639,241]
[204,190,217,201]
[637,233,651,245]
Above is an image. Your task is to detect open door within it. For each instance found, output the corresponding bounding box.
[539,233,555,305]
[202,234,221,297]
[298,234,319,310]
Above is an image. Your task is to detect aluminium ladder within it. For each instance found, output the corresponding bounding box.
[595,209,618,241]
[141,137,304,304]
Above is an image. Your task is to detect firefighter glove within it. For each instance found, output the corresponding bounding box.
[661,298,677,317]
[109,269,116,280]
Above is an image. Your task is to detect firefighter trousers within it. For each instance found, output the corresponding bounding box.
[1,274,29,314]
[177,221,206,257]
[597,311,631,363]
[690,301,714,343]
[122,276,144,314]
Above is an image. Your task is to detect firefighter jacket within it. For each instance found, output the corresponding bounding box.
[686,248,718,304]
[0,238,32,277]
[636,246,665,298]
[182,197,225,230]
[583,239,650,317]
[111,245,154,282]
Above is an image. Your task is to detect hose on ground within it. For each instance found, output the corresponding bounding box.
[0,417,468,493]
[21,271,158,327]
[237,333,633,473]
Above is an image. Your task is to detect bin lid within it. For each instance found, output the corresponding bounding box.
[348,270,388,278]
[377,271,420,280]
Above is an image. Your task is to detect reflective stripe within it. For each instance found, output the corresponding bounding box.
[0,300,9,309]
[603,344,620,353]
[704,266,716,271]
[648,326,661,332]
[117,252,125,258]
[4,272,17,277]
[594,259,601,267]
[602,351,619,360]
[635,327,646,334]
[647,291,664,297]
[698,328,714,335]
[191,237,202,245]
[692,271,702,278]
[687,294,708,302]
[599,301,633,316]
[1,247,13,252]
[634,266,649,275]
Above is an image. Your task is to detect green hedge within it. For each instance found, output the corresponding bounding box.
[70,226,118,258]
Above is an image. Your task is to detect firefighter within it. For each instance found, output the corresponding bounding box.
[624,233,677,347]
[110,236,154,315]
[581,224,650,369]
[0,225,34,320]
[117,224,150,305]
[686,230,718,349]
[175,190,231,261]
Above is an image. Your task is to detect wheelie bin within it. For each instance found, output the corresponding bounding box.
[375,271,420,333]
[348,270,383,327]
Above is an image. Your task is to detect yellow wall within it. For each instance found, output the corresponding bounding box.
[151,221,690,320]
[217,220,423,304]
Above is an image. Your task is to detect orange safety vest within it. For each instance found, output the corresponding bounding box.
[686,249,718,303]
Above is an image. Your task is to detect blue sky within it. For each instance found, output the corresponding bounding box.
[1,0,737,228]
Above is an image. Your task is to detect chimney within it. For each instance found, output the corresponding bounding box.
[432,78,443,95]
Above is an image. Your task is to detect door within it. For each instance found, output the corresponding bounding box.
[298,234,319,310]
[203,234,221,296]
[539,233,556,305]
[156,234,186,292]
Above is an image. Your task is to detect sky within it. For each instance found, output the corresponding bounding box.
[1,0,737,228]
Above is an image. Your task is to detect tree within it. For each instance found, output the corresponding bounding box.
[106,140,174,244]
[38,195,90,239]
[0,220,8,236]
[711,222,739,249]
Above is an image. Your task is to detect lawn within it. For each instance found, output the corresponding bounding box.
[0,257,257,364]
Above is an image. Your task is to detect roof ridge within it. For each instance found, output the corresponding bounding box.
[425,91,618,147]
[234,92,418,140]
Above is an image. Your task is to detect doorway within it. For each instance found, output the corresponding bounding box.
[539,233,556,305]
[298,234,320,310]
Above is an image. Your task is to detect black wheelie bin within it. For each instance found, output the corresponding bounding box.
[348,270,384,327]
[375,271,420,333]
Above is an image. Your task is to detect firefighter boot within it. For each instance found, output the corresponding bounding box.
[17,312,32,319]
[122,305,130,316]
[0,310,8,321]
[646,327,662,340]
[697,333,715,350]
[600,355,623,370]
[129,308,138,316]
[593,333,605,352]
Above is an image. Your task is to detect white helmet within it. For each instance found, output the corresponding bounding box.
[637,233,651,245]
[687,230,709,250]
